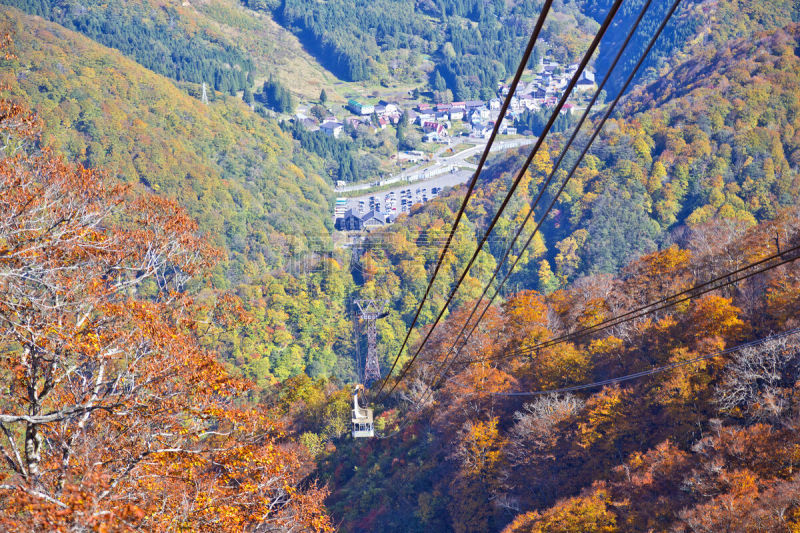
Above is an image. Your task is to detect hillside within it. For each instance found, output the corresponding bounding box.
[305,209,800,532]
[2,0,339,99]
[1,6,357,384]
[1,0,800,529]
[284,22,800,532]
[324,20,800,377]
[244,0,599,96]
[581,0,798,96]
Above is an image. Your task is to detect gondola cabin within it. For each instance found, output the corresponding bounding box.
[351,385,374,438]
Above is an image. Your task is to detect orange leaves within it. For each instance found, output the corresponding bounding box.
[504,290,549,345]
[534,343,591,390]
[503,489,620,533]
[686,294,746,342]
[454,417,505,477]
[623,244,692,301]
[0,99,331,532]
[577,386,630,450]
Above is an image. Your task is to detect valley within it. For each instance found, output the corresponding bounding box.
[0,0,799,531]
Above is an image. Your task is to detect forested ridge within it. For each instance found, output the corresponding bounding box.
[2,0,800,529]
[323,21,800,380]
[244,0,598,97]
[0,46,333,529]
[0,7,359,386]
[4,0,254,93]
[299,209,800,531]
[275,19,800,532]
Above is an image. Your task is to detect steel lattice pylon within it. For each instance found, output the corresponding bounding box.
[355,299,389,384]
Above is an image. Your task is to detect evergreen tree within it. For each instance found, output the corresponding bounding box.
[434,70,447,93]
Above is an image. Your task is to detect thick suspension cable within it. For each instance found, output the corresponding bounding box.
[446,327,800,396]
[375,0,555,397]
[426,0,685,388]
[380,0,627,399]
[419,0,656,401]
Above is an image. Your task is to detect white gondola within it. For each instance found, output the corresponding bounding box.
[351,385,374,438]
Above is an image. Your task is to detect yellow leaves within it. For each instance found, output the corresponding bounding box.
[504,290,550,347]
[503,489,620,533]
[577,386,627,449]
[654,347,713,404]
[687,294,746,341]
[532,144,553,175]
[588,336,623,356]
[577,297,610,329]
[457,417,505,476]
[536,343,590,390]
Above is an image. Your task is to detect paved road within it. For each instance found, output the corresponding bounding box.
[334,137,534,193]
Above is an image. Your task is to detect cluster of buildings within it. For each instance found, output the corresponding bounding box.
[501,61,597,108]
[408,63,596,140]
[334,186,443,230]
[295,100,404,139]
[294,61,597,142]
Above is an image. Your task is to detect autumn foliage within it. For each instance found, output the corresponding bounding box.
[0,90,330,529]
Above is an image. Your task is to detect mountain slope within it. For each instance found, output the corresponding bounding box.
[2,6,330,266]
[2,0,338,99]
[295,21,800,532]
[1,6,357,384]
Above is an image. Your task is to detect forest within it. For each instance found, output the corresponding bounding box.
[285,19,800,531]
[0,6,359,387]
[244,0,597,97]
[0,66,332,531]
[301,208,800,531]
[4,0,254,93]
[1,0,800,529]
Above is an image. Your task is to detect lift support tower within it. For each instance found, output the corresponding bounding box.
[355,299,389,384]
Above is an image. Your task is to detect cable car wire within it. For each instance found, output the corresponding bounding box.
[375,0,556,398]
[417,0,658,402]
[419,0,688,389]
[379,0,628,400]
[445,327,800,396]
[453,244,800,366]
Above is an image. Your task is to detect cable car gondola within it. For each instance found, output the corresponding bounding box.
[351,384,374,438]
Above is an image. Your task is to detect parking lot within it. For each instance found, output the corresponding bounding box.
[343,170,473,221]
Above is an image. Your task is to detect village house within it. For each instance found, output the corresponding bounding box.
[416,112,434,125]
[576,70,596,91]
[336,209,362,231]
[348,99,375,115]
[449,106,466,121]
[423,121,448,142]
[335,209,386,231]
[470,106,490,122]
[300,117,319,131]
[361,210,386,229]
[423,121,445,133]
[320,121,343,138]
